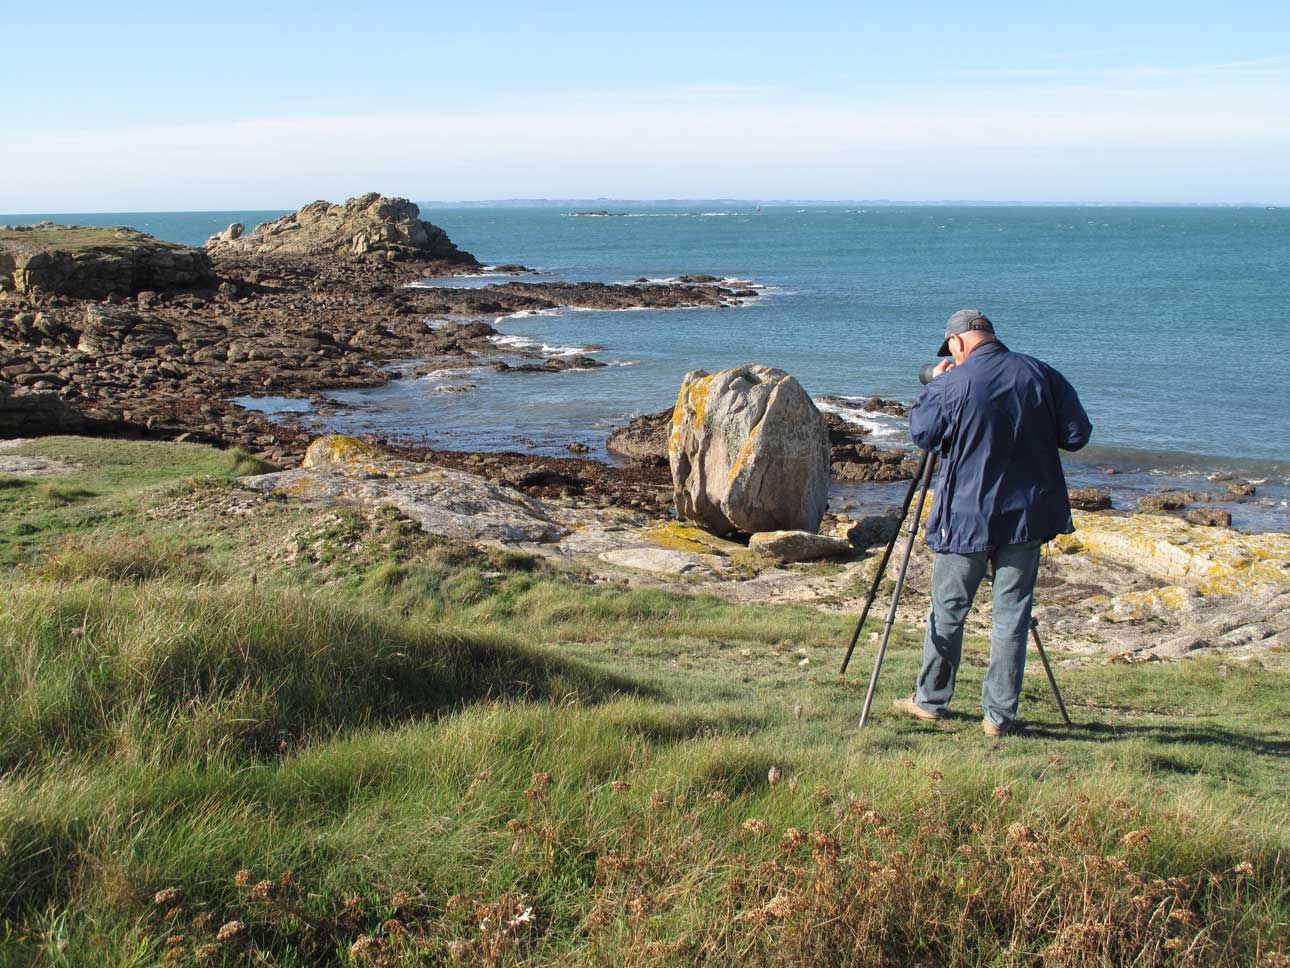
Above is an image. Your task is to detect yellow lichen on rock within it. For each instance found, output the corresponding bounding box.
[302,435,383,468]
[1102,585,1199,622]
[1053,510,1290,584]
[727,416,764,484]
[642,522,752,559]
[669,371,714,459]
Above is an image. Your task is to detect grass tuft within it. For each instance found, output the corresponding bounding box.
[37,532,214,584]
[225,446,278,477]
[32,481,96,506]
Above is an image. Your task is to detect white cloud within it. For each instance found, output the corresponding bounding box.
[5,86,1289,211]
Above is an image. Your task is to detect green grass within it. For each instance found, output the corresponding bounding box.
[0,437,1285,966]
[0,437,275,568]
[0,224,183,251]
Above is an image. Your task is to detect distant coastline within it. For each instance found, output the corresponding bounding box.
[3,200,1285,219]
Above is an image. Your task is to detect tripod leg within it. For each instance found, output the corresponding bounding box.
[858,453,938,728]
[840,449,931,675]
[1029,618,1072,726]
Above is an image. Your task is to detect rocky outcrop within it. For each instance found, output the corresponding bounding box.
[405,279,752,316]
[606,408,672,466]
[1,198,769,469]
[829,447,919,483]
[205,193,478,265]
[0,380,86,435]
[1052,511,1289,584]
[1068,487,1112,511]
[1186,507,1233,528]
[1138,490,1211,515]
[817,394,906,418]
[669,364,831,536]
[491,355,605,374]
[0,223,216,299]
[243,435,563,543]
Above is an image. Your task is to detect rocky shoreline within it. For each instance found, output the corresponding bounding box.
[0,195,754,469]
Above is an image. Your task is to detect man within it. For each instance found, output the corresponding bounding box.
[893,309,1091,736]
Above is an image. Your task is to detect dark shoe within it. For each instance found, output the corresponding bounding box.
[892,694,944,722]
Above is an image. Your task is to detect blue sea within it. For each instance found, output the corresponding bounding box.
[7,205,1289,530]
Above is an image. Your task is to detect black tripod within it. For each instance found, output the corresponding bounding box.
[838,450,1072,729]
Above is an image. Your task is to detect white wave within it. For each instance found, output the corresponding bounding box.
[605,359,639,367]
[545,344,592,357]
[494,308,563,324]
[488,333,540,349]
[568,304,654,314]
[418,366,486,380]
[561,211,756,219]
[814,398,905,440]
[563,212,701,218]
[403,275,494,286]
[620,275,771,290]
[488,334,589,357]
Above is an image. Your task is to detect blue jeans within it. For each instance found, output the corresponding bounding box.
[914,539,1043,727]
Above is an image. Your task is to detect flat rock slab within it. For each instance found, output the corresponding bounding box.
[242,461,562,543]
[556,526,650,555]
[750,529,853,563]
[0,455,79,477]
[598,547,709,575]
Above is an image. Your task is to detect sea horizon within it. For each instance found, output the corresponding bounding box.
[4,199,1286,218]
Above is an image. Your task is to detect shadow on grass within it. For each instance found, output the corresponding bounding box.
[1014,720,1290,757]
[882,706,1288,760]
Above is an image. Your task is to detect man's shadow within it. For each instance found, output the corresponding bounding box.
[1010,718,1289,757]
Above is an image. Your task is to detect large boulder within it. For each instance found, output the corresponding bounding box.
[668,364,831,536]
[205,193,478,265]
[0,223,216,299]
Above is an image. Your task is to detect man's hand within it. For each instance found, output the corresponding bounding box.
[933,360,955,379]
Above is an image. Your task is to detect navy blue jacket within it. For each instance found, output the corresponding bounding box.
[910,340,1092,554]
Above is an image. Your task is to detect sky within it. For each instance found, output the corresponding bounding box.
[4,0,1290,211]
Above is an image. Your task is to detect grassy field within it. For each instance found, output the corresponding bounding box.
[0,225,182,252]
[0,438,1286,966]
